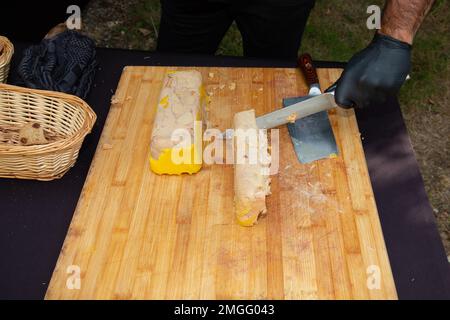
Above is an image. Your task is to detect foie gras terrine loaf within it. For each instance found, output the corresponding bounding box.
[150,70,205,175]
[233,109,271,226]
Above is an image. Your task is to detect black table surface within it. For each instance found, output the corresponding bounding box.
[1,42,449,300]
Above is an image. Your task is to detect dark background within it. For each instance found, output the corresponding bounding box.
[0,2,90,41]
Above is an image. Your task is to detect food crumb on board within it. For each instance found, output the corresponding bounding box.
[102,143,113,150]
[328,153,338,159]
[228,82,236,90]
[111,95,120,104]
[279,166,340,214]
[219,84,225,90]
[300,182,327,204]
[208,72,214,79]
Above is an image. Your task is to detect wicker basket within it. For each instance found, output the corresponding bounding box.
[0,83,96,181]
[0,36,14,83]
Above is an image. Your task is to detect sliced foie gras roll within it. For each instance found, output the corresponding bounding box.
[233,109,271,226]
[150,70,205,175]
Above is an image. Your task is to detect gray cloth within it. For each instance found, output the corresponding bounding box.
[18,30,97,99]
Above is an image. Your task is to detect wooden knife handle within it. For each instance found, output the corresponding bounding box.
[298,53,319,86]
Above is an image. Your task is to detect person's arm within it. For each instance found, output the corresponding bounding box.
[333,0,435,109]
[380,0,435,44]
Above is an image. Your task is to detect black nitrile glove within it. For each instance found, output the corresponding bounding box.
[334,33,411,109]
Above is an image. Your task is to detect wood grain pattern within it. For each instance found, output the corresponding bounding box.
[45,66,397,300]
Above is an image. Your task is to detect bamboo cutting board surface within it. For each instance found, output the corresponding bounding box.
[46,66,397,300]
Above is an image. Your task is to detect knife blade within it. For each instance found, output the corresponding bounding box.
[255,91,336,130]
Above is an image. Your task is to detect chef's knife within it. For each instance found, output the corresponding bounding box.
[255,90,336,129]
[223,90,337,139]
[222,76,337,140]
[281,54,339,163]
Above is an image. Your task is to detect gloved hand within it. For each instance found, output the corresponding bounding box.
[334,33,411,109]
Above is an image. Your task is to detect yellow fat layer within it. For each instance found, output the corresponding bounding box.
[236,209,259,227]
[150,143,202,175]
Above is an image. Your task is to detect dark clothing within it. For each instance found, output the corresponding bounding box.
[157,0,316,59]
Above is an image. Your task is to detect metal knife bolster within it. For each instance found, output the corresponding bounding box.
[309,84,322,96]
[255,92,336,130]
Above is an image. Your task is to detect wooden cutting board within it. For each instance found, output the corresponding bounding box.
[46,66,397,300]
